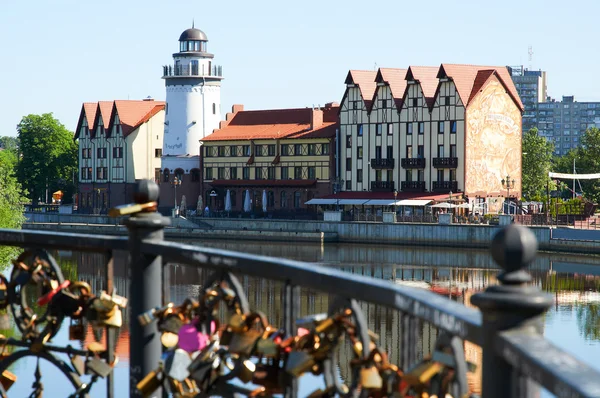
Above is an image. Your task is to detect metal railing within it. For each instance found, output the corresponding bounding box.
[162,64,223,78]
[401,181,426,192]
[432,181,458,192]
[401,157,426,169]
[432,157,458,168]
[0,179,599,397]
[370,180,395,191]
[370,158,395,169]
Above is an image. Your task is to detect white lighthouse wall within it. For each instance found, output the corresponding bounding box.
[164,84,221,157]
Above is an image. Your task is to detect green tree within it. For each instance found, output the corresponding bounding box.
[0,136,19,155]
[16,114,78,204]
[522,128,555,201]
[554,127,600,203]
[0,149,26,267]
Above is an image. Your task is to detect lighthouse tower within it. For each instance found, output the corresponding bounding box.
[162,25,223,174]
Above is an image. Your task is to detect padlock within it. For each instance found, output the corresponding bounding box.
[161,332,179,349]
[69,318,85,341]
[165,348,192,381]
[285,350,315,377]
[0,276,8,310]
[85,356,113,378]
[101,306,123,328]
[188,341,218,383]
[228,329,262,356]
[236,359,256,383]
[50,288,83,317]
[70,355,85,376]
[255,329,280,357]
[306,384,348,398]
[99,291,127,309]
[359,366,383,389]
[137,369,163,398]
[178,323,210,353]
[0,314,9,331]
[159,313,184,335]
[0,370,16,391]
[404,360,443,387]
[227,313,246,331]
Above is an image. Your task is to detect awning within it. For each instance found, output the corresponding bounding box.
[550,172,600,180]
[305,199,337,205]
[395,199,432,206]
[364,199,396,206]
[338,199,370,205]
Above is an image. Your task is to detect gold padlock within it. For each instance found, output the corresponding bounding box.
[137,369,163,398]
[359,366,383,389]
[236,359,256,383]
[0,276,8,310]
[404,361,443,387]
[101,306,123,328]
[0,370,16,391]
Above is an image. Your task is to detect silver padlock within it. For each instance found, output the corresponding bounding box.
[165,348,192,381]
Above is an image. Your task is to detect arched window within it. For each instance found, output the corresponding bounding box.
[267,191,275,208]
[163,168,170,182]
[175,168,184,181]
[191,168,200,182]
[294,191,302,208]
[280,191,287,209]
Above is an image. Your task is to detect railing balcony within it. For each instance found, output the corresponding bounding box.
[370,158,395,169]
[163,64,223,78]
[370,181,395,191]
[432,157,458,168]
[401,181,426,192]
[401,157,426,169]
[432,181,458,192]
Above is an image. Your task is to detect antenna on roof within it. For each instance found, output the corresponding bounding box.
[528,45,533,70]
[192,19,195,29]
[374,62,378,71]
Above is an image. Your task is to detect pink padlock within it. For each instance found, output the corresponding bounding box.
[178,320,215,353]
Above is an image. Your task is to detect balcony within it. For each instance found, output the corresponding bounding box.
[370,158,395,169]
[163,64,223,78]
[432,181,458,192]
[370,181,395,192]
[401,158,426,169]
[432,157,458,168]
[401,181,425,192]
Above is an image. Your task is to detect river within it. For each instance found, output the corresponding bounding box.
[4,240,600,397]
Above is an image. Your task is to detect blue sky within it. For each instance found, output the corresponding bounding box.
[1,0,598,136]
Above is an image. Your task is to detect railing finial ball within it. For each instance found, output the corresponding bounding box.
[491,224,538,273]
[134,179,159,204]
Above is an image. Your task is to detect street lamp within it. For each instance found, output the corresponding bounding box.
[501,175,516,214]
[171,176,182,216]
[393,189,398,215]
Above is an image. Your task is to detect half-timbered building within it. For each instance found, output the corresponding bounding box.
[75,99,165,213]
[199,104,338,217]
[336,64,523,211]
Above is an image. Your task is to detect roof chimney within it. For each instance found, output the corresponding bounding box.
[143,96,154,101]
[310,108,323,130]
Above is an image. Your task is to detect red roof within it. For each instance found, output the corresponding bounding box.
[406,66,439,108]
[89,101,114,138]
[375,68,408,109]
[345,70,378,110]
[109,100,165,137]
[74,102,98,140]
[319,191,450,201]
[202,106,339,142]
[437,64,524,111]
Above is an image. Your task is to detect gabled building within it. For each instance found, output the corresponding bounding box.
[338,64,523,211]
[75,99,165,213]
[200,104,338,216]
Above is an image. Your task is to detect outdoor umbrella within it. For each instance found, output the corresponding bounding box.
[196,195,203,215]
[262,190,267,213]
[243,190,251,213]
[455,203,470,209]
[225,190,232,212]
[180,195,187,216]
[430,202,455,208]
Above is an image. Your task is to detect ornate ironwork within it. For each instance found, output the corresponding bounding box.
[0,180,597,397]
[432,157,458,168]
[400,158,426,169]
[370,158,395,169]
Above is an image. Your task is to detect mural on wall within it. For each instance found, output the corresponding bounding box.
[465,78,522,198]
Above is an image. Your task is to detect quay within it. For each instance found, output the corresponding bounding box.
[23,212,600,254]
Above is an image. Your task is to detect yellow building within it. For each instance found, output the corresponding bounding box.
[200,104,339,216]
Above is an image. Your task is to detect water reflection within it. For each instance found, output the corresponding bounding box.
[4,240,600,396]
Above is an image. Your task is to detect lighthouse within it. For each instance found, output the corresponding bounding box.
[162,25,223,174]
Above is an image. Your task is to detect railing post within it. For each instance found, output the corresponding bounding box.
[471,225,553,397]
[124,180,170,397]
